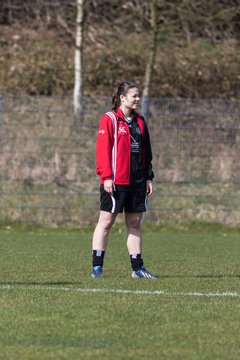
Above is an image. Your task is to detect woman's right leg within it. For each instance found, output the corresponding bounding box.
[91,211,117,278]
[92,210,117,250]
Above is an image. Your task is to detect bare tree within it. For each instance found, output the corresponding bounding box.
[141,0,158,121]
[73,0,84,122]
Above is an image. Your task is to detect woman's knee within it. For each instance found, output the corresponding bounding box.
[98,211,116,231]
[125,213,142,230]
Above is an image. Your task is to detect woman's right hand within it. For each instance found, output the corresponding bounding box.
[104,180,116,194]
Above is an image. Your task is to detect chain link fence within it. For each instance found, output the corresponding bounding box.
[0,94,240,226]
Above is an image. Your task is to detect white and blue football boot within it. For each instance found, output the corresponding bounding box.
[91,265,103,278]
[132,266,157,279]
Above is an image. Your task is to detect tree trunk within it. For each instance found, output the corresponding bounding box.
[73,0,84,125]
[141,0,158,121]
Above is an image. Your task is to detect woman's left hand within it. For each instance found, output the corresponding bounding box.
[147,180,153,196]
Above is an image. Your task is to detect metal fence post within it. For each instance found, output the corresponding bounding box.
[141,95,149,122]
[0,94,3,153]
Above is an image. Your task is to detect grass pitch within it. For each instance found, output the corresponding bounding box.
[0,222,239,360]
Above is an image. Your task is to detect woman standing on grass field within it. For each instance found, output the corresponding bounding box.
[91,81,157,279]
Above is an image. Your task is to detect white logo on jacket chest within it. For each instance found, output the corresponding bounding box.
[118,126,127,134]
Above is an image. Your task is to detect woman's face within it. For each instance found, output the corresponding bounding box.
[121,87,140,110]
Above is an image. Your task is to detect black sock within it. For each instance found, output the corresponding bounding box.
[130,254,144,271]
[92,250,105,267]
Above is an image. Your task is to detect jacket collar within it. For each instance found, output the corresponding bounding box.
[114,107,138,121]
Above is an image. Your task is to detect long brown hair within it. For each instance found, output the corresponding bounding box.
[112,81,139,109]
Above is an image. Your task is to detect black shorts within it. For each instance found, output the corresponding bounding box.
[100,182,147,214]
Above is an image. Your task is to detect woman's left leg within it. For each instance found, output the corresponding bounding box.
[125,212,157,279]
[125,212,143,255]
[125,212,144,274]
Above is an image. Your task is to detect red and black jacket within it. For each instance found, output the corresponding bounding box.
[96,107,154,185]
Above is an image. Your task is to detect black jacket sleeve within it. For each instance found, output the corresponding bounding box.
[143,119,154,181]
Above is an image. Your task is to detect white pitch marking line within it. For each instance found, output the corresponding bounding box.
[0,285,240,297]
